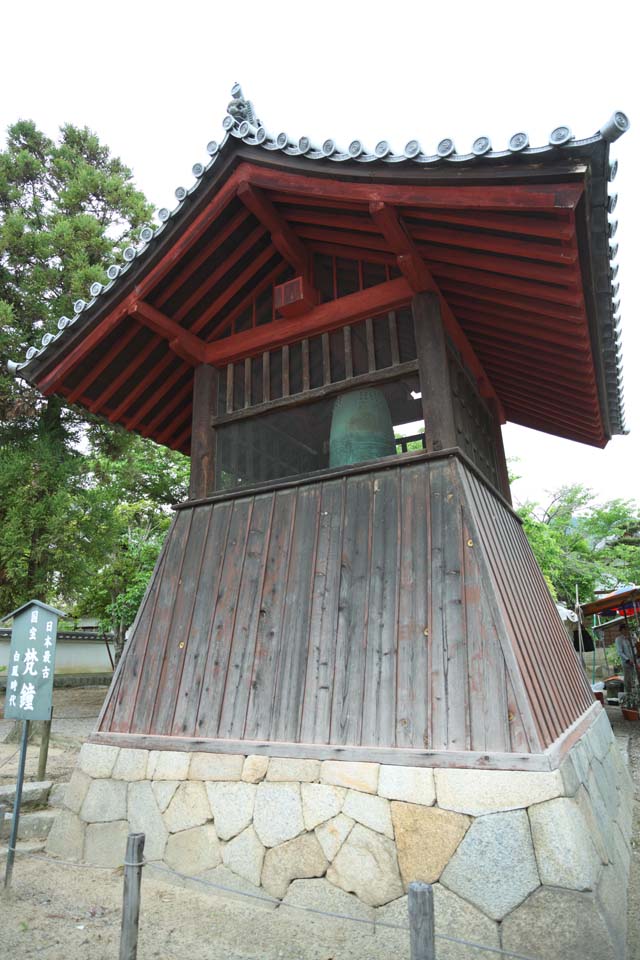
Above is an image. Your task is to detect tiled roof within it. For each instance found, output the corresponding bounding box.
[9,84,629,436]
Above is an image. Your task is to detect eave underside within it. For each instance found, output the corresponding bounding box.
[28,160,611,449]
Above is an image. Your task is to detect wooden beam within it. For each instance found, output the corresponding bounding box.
[133,300,206,365]
[64,321,141,404]
[204,276,413,367]
[191,244,278,337]
[237,182,311,277]
[205,262,289,342]
[412,293,457,452]
[87,333,159,413]
[122,360,189,430]
[189,364,219,499]
[112,351,175,423]
[239,162,584,212]
[39,293,137,395]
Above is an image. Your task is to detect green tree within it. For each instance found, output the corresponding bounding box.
[0,119,187,626]
[519,485,640,603]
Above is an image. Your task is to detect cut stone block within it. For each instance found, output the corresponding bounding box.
[301,783,345,831]
[201,864,276,910]
[267,758,321,782]
[596,863,628,958]
[242,755,269,784]
[342,790,393,838]
[128,781,168,861]
[441,810,539,920]
[591,755,618,816]
[528,797,601,891]
[327,823,403,907]
[206,781,256,840]
[558,753,580,797]
[147,750,190,781]
[320,760,379,794]
[283,878,375,935]
[163,781,210,833]
[315,813,354,861]
[47,783,67,808]
[378,765,436,806]
[80,778,127,823]
[165,823,221,875]
[588,709,615,762]
[62,770,90,815]
[11,809,57,841]
[261,832,328,899]
[45,809,85,860]
[568,740,590,785]
[78,743,119,779]
[502,886,618,960]
[188,752,244,781]
[0,780,52,809]
[253,782,304,848]
[391,802,470,886]
[84,820,129,868]
[222,825,265,888]
[112,748,148,781]
[434,767,563,816]
[575,784,609,865]
[152,780,179,813]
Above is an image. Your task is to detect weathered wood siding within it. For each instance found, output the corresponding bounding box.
[100,455,593,753]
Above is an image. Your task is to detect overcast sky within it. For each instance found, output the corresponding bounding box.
[1,0,637,510]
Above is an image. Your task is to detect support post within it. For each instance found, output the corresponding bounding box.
[408,881,436,960]
[37,719,52,782]
[189,364,219,500]
[411,293,457,452]
[4,719,30,888]
[119,832,145,960]
[488,397,512,504]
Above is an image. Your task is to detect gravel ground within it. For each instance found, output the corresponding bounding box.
[0,690,638,959]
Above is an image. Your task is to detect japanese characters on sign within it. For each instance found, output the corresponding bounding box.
[3,601,60,722]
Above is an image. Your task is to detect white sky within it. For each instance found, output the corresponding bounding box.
[1,0,637,510]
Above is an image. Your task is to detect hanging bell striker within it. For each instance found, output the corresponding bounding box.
[329,388,396,467]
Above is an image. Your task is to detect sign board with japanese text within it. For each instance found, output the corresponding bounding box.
[2,600,63,721]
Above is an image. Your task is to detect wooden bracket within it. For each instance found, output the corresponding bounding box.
[133,299,206,366]
[237,182,312,279]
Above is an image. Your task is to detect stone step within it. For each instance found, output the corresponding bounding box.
[0,840,45,860]
[48,783,68,808]
[1,809,58,841]
[0,780,52,810]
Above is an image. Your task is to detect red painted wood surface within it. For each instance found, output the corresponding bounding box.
[99,455,593,753]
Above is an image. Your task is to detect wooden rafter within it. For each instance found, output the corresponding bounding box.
[369,201,500,411]
[65,321,141,404]
[87,333,160,413]
[237,182,311,278]
[191,244,278,337]
[122,358,188,430]
[133,300,206,365]
[205,263,290,342]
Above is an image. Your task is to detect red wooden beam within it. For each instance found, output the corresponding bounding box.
[445,292,586,333]
[238,162,584,212]
[205,263,290,342]
[205,276,413,366]
[133,300,206,365]
[111,351,176,424]
[416,241,578,287]
[122,359,189,430]
[140,377,193,438]
[451,304,591,351]
[173,224,266,323]
[155,207,250,309]
[432,263,583,307]
[64,320,141,404]
[237,182,311,277]
[39,294,137,395]
[437,281,584,323]
[87,332,160,413]
[191,244,278,337]
[400,208,574,240]
[307,241,395,267]
[408,224,577,265]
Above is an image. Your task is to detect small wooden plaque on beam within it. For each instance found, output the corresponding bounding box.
[274,277,319,319]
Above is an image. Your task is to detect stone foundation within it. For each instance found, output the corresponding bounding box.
[47,709,633,959]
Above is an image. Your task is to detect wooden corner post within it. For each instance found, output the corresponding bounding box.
[412,293,457,453]
[189,364,219,500]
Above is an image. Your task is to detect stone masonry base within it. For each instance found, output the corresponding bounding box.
[47,709,633,959]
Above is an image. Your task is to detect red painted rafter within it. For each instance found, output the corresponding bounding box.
[237,182,311,277]
[433,264,583,306]
[64,321,141,404]
[307,241,395,267]
[369,201,499,409]
[122,359,188,430]
[133,300,206,365]
[437,281,584,323]
[155,207,250,309]
[191,244,278,337]
[173,224,266,324]
[139,377,193,438]
[451,304,590,350]
[205,263,291,342]
[87,333,160,413]
[400,208,574,240]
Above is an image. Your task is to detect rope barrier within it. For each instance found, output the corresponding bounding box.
[6,845,541,960]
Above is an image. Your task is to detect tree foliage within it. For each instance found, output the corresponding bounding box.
[0,120,188,634]
[518,485,640,603]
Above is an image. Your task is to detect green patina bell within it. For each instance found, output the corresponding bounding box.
[329,388,396,467]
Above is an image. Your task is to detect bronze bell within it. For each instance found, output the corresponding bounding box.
[329,388,396,467]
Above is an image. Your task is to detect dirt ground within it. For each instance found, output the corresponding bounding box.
[0,688,638,960]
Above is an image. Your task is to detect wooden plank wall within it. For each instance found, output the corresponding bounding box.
[100,456,589,754]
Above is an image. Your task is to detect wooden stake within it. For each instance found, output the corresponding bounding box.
[119,832,145,960]
[37,719,52,782]
[408,881,436,960]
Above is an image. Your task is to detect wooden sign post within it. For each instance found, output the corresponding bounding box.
[2,599,63,887]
